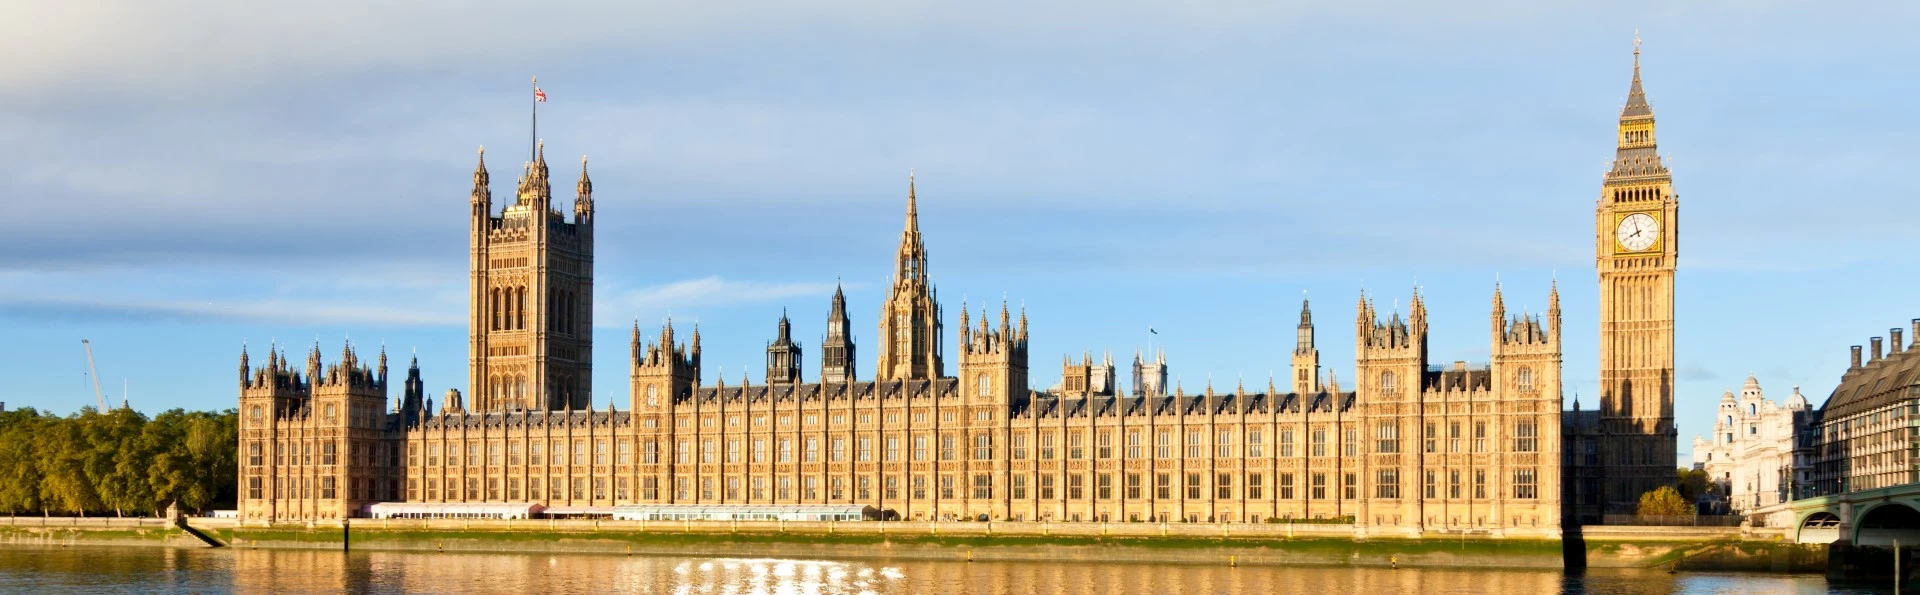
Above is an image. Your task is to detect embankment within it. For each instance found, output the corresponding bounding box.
[0,517,215,549]
[1577,525,1827,572]
[0,517,1829,572]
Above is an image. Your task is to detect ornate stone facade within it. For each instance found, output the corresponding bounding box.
[873,174,943,382]
[469,145,595,412]
[236,345,408,521]
[236,160,1563,534]
[1567,41,1681,521]
[1689,376,1810,520]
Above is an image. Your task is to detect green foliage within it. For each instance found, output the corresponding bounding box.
[1675,468,1710,502]
[0,407,236,516]
[1637,485,1694,517]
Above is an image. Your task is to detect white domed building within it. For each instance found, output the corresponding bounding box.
[1689,375,1812,526]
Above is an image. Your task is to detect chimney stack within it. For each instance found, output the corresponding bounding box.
[1895,328,1907,356]
[1912,319,1919,351]
[1871,337,1884,363]
[1851,346,1863,369]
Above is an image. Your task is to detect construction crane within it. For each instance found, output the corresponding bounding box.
[82,339,105,411]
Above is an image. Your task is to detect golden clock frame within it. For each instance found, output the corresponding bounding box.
[1611,210,1664,254]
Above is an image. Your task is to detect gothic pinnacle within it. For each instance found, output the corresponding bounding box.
[905,169,919,233]
[1622,31,1653,119]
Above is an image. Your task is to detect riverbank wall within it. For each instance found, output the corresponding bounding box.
[0,517,1827,572]
[0,517,212,549]
[1574,525,1826,572]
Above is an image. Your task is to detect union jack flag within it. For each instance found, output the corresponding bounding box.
[534,87,547,102]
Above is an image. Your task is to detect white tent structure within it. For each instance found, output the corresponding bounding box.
[367,502,545,519]
[612,504,876,522]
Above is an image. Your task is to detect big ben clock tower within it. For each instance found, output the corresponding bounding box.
[1595,36,1679,512]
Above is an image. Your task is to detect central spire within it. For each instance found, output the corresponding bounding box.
[1621,31,1652,120]
[1609,33,1666,180]
[905,169,919,233]
[877,169,943,381]
[894,171,927,284]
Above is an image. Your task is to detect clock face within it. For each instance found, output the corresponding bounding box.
[1616,212,1659,252]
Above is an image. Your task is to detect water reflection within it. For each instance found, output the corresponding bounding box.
[0,546,1863,594]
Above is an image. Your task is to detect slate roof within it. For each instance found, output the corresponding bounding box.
[1820,343,1920,420]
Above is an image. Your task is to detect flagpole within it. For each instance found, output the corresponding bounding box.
[531,76,538,163]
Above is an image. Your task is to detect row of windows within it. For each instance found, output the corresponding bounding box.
[407,477,625,501]
[407,440,629,466]
[382,421,1543,471]
[246,476,400,502]
[384,468,1541,503]
[1375,367,1537,393]
[651,410,989,428]
[248,441,402,468]
[246,403,384,429]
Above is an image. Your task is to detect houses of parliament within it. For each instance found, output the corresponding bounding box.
[237,46,1682,534]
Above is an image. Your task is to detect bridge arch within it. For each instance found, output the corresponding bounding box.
[1797,511,1842,544]
[1854,501,1920,546]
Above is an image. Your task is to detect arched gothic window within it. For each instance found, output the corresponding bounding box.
[1517,367,1534,392]
[977,374,991,397]
[516,287,528,330]
[1379,371,1396,393]
[491,288,502,330]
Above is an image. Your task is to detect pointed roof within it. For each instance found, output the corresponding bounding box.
[1621,34,1653,119]
[905,169,919,234]
[891,170,929,286]
[1607,35,1669,180]
[473,146,490,187]
[1299,298,1312,326]
[828,281,848,323]
[576,155,593,201]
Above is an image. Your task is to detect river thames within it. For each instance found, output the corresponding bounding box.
[0,546,1874,594]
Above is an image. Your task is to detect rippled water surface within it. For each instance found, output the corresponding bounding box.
[0,546,1875,594]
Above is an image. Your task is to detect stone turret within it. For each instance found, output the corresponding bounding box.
[767,309,803,384]
[1292,298,1320,394]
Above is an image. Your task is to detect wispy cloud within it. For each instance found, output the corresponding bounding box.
[0,294,461,327]
[595,277,848,327]
[0,262,467,326]
[0,1,1635,97]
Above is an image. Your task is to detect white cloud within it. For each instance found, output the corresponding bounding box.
[0,0,1724,98]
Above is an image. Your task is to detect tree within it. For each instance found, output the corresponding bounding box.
[1675,468,1710,502]
[0,408,47,513]
[91,408,155,516]
[36,416,101,515]
[0,406,237,516]
[1638,485,1694,517]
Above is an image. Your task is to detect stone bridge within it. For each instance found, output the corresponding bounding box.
[1786,484,1920,545]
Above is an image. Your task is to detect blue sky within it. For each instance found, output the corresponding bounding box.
[2,1,1916,464]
